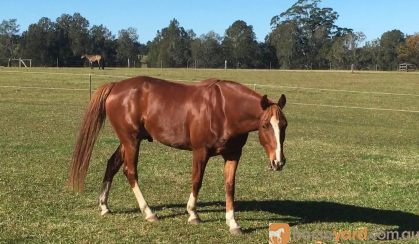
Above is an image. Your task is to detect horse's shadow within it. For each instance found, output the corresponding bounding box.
[139,200,418,234]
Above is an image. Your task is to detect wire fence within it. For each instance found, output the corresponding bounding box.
[1,69,418,114]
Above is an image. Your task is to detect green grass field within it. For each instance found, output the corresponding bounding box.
[0,68,418,243]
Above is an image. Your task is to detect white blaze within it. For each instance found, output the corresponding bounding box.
[270,115,281,161]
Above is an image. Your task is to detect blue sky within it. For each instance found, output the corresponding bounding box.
[2,0,418,43]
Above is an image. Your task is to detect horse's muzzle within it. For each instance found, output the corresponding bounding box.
[270,159,286,171]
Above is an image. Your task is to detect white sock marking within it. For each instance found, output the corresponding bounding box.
[99,181,111,215]
[226,210,240,229]
[132,182,153,218]
[187,193,198,221]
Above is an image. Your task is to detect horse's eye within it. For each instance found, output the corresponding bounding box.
[262,123,270,129]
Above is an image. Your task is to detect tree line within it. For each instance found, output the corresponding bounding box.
[1,0,418,70]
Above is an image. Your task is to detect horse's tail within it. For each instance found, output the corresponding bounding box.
[69,82,116,191]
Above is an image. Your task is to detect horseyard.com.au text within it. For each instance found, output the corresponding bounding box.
[269,223,419,243]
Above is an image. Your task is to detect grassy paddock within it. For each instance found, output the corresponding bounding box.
[0,68,418,243]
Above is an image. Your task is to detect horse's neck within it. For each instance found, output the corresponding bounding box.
[232,92,263,134]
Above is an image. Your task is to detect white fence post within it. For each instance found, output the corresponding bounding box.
[89,74,92,100]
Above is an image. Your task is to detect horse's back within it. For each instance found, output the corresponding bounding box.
[110,76,227,101]
[109,76,258,122]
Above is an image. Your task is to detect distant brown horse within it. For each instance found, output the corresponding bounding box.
[81,54,104,69]
[69,76,287,234]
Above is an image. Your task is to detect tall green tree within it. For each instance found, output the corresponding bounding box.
[255,41,278,69]
[270,0,346,69]
[378,29,405,70]
[116,27,140,66]
[328,31,365,69]
[222,20,258,68]
[89,25,113,53]
[0,19,20,59]
[89,25,116,66]
[398,33,419,66]
[55,13,90,66]
[147,19,192,67]
[56,13,89,56]
[357,39,380,70]
[191,31,223,68]
[20,17,58,66]
[268,21,302,69]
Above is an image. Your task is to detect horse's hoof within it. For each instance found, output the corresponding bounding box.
[188,217,201,225]
[146,214,158,222]
[230,227,243,235]
[100,209,111,216]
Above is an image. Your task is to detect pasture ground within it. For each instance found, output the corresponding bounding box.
[0,68,418,243]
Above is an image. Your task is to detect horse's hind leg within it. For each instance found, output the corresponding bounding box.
[99,145,123,215]
[122,139,157,222]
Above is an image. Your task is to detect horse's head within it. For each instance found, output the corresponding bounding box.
[258,94,287,171]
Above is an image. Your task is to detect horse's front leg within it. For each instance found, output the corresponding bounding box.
[224,158,242,234]
[187,148,209,224]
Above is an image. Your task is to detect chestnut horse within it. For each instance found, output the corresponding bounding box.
[81,54,104,69]
[69,76,287,234]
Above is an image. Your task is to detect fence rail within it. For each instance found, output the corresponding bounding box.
[1,69,418,114]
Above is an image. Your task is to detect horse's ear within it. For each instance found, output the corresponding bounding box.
[278,94,286,109]
[261,95,270,110]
